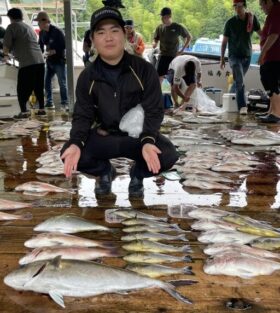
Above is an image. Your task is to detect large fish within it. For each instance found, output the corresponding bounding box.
[203,252,280,279]
[249,237,280,251]
[191,219,236,231]
[0,198,32,210]
[4,257,192,308]
[112,209,167,222]
[182,179,231,190]
[34,214,111,233]
[122,225,186,234]
[24,232,112,249]
[126,264,193,278]
[15,181,74,196]
[19,246,118,265]
[122,218,180,230]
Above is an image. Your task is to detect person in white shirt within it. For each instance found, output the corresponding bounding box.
[166,55,201,110]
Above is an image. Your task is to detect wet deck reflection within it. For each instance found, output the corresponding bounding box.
[0,111,280,313]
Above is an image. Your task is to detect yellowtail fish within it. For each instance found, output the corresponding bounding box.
[122,225,186,234]
[122,218,180,230]
[249,238,280,251]
[237,225,280,238]
[126,264,193,278]
[122,240,192,253]
[121,232,188,242]
[123,252,192,264]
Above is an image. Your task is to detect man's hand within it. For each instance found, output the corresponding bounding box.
[258,51,265,65]
[61,144,81,178]
[142,143,162,174]
[220,57,225,69]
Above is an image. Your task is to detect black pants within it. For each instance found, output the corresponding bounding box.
[62,129,179,179]
[156,55,174,77]
[17,63,45,112]
[260,61,280,97]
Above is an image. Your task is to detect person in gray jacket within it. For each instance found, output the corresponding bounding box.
[3,8,45,118]
[61,7,178,199]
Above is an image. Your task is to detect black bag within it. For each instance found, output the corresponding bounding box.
[163,93,173,109]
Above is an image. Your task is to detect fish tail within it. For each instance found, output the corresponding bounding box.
[182,266,194,275]
[162,283,193,305]
[183,255,193,263]
[177,234,188,242]
[23,212,33,220]
[181,245,193,253]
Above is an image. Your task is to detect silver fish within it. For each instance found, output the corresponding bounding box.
[34,214,111,233]
[112,209,167,222]
[0,198,32,210]
[0,211,32,221]
[191,219,236,231]
[182,179,231,190]
[24,232,112,249]
[122,218,179,230]
[4,257,192,308]
[15,181,74,196]
[122,225,186,234]
[204,243,280,259]
[204,252,280,279]
[19,246,118,265]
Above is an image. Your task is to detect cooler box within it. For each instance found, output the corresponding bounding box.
[222,93,238,112]
[204,87,223,106]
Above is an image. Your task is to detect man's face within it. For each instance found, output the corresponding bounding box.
[92,19,125,63]
[259,0,269,14]
[161,15,171,25]
[37,19,49,31]
[233,2,245,16]
[125,26,133,35]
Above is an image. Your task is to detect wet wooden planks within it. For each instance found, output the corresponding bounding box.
[1,112,280,312]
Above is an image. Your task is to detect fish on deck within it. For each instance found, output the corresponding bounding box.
[15,181,75,196]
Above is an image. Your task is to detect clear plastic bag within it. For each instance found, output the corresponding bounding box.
[119,103,144,138]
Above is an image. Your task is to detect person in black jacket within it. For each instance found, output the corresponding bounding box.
[61,7,178,198]
[35,11,68,110]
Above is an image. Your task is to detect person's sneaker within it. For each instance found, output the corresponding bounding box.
[239,107,248,115]
[13,112,30,119]
[95,166,116,196]
[128,176,144,198]
[35,110,46,116]
[45,103,55,109]
[61,105,69,112]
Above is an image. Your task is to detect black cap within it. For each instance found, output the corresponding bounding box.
[90,7,125,31]
[124,19,134,27]
[102,0,125,8]
[160,7,172,16]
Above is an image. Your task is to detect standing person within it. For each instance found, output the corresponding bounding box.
[167,54,202,108]
[0,16,5,50]
[3,8,45,118]
[220,0,261,115]
[35,11,69,111]
[102,0,125,8]
[258,0,280,123]
[61,7,178,199]
[124,19,145,57]
[152,7,192,83]
[82,29,93,67]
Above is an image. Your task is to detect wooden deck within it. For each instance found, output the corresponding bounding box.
[0,110,280,313]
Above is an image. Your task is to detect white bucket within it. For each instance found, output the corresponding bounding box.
[222,93,238,112]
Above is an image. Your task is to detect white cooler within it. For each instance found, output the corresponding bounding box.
[222,93,238,112]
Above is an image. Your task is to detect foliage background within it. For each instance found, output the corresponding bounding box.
[84,0,266,45]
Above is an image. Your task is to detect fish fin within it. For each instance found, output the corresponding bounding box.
[181,245,193,253]
[50,256,62,268]
[183,266,194,275]
[183,255,193,263]
[49,290,65,308]
[23,213,33,220]
[162,283,193,304]
[168,279,198,287]
[177,234,188,242]
[23,191,49,197]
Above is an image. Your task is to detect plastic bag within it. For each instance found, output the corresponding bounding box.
[119,103,144,138]
[192,88,224,114]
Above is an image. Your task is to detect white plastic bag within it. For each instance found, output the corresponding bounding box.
[119,103,144,138]
[192,88,224,114]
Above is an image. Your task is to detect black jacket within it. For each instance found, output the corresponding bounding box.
[68,51,164,149]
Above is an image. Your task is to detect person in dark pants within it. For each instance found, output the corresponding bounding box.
[3,8,45,118]
[61,7,178,199]
[258,0,280,123]
[35,11,68,111]
[152,7,192,84]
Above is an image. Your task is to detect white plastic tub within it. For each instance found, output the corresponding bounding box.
[222,93,238,112]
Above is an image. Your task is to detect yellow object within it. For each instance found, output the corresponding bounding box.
[29,92,37,108]
[227,74,234,92]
